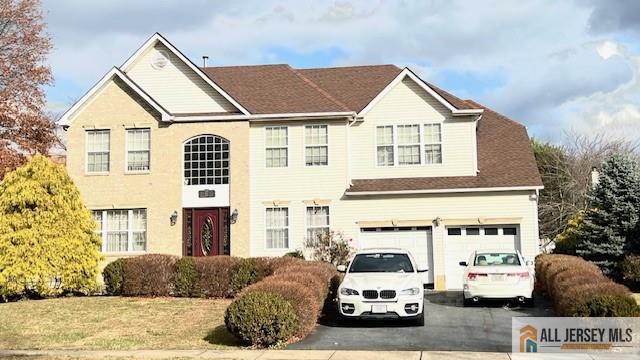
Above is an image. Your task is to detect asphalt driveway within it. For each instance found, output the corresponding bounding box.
[288,291,554,352]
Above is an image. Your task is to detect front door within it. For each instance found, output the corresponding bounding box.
[183,208,229,256]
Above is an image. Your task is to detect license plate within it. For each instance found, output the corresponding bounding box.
[371,305,387,314]
[491,274,505,281]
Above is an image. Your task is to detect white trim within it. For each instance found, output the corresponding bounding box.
[57,67,172,126]
[85,128,111,175]
[172,111,355,122]
[357,68,484,117]
[121,33,250,115]
[264,125,289,168]
[124,127,151,173]
[264,207,290,250]
[345,186,544,196]
[303,123,329,167]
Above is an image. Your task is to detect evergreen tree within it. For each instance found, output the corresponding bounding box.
[0,155,101,298]
[577,153,640,277]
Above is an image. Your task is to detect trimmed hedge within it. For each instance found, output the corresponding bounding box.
[174,257,197,297]
[102,258,126,296]
[191,256,241,298]
[224,291,297,347]
[536,254,640,316]
[122,254,178,296]
[226,260,338,346]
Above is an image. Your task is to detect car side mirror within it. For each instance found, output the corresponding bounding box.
[417,269,429,273]
[337,265,347,273]
[459,261,468,266]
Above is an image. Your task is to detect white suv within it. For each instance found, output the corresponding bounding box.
[336,248,426,325]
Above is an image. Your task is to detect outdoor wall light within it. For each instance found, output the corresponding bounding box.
[434,217,442,227]
[230,209,239,224]
[170,211,178,226]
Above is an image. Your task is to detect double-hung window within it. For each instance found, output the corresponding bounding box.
[92,209,147,253]
[376,126,394,166]
[265,208,289,249]
[397,124,421,165]
[423,124,442,164]
[265,126,288,167]
[126,128,150,171]
[86,130,110,173]
[376,124,443,166]
[306,206,330,242]
[305,125,328,166]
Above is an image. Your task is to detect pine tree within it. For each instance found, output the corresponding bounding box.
[577,153,640,277]
[0,155,101,298]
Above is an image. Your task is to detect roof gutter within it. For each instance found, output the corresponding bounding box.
[345,185,544,196]
[171,111,356,122]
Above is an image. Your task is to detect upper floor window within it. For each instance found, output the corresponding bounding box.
[305,125,328,166]
[265,207,289,249]
[126,128,150,171]
[92,209,147,253]
[397,124,421,165]
[306,206,330,242]
[423,124,442,164]
[376,126,394,166]
[265,126,288,168]
[86,129,110,173]
[376,123,443,166]
[184,135,229,185]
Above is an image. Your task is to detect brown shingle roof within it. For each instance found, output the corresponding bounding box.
[202,63,540,191]
[297,65,403,112]
[201,65,350,114]
[346,101,543,193]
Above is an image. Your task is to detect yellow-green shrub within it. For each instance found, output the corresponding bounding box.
[0,155,102,299]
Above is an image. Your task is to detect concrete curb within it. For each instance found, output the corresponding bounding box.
[0,350,637,359]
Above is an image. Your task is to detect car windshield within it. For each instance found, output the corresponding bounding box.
[474,252,520,266]
[349,253,414,273]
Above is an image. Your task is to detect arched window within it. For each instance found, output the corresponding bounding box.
[184,135,229,185]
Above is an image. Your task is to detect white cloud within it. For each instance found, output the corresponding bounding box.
[42,0,640,142]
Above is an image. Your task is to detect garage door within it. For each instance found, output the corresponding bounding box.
[358,227,433,284]
[444,225,521,289]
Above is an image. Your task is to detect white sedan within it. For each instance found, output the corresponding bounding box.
[337,248,427,325]
[459,250,534,306]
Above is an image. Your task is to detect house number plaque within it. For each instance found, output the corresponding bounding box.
[198,189,216,198]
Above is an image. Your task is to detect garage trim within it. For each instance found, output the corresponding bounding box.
[357,219,433,228]
[443,217,522,226]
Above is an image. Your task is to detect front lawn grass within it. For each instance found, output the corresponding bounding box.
[0,297,242,350]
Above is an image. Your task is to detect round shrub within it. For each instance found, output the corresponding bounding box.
[571,295,640,317]
[102,258,126,295]
[242,278,320,338]
[225,291,297,347]
[174,257,196,297]
[267,272,326,303]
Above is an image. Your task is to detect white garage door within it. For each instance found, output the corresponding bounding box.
[444,225,521,289]
[358,227,433,284]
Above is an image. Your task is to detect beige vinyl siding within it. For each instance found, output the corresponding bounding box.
[126,43,238,114]
[249,120,349,255]
[65,78,251,262]
[351,77,477,179]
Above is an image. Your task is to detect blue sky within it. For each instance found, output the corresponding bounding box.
[42,0,640,142]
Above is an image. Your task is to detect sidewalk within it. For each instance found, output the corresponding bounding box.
[0,350,638,359]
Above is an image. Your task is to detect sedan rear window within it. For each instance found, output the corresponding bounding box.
[349,253,414,273]
[474,253,520,266]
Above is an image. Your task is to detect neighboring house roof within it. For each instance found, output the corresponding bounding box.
[346,100,544,194]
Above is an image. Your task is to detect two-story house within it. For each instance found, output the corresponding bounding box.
[58,33,542,290]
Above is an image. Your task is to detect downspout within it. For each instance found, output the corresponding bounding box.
[346,115,357,188]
